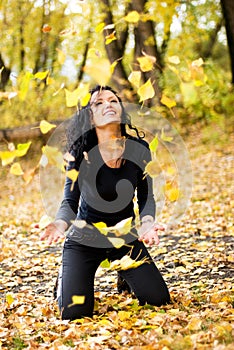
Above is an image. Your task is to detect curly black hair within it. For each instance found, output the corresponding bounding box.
[66,85,144,168]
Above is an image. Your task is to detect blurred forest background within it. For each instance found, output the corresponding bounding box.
[0,0,233,142]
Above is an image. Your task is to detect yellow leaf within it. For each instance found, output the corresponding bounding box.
[39,215,53,229]
[137,56,155,72]
[108,237,125,248]
[71,295,85,305]
[46,76,54,85]
[66,169,79,182]
[84,58,112,86]
[128,71,141,88]
[6,294,14,306]
[18,71,34,101]
[39,120,56,134]
[15,141,32,157]
[0,151,16,166]
[168,56,180,65]
[95,22,105,33]
[144,160,161,178]
[149,135,158,152]
[105,32,117,45]
[187,317,202,331]
[160,128,173,142]
[56,48,66,65]
[93,221,108,235]
[100,259,110,268]
[118,311,131,321]
[166,187,180,202]
[34,70,49,80]
[137,79,155,102]
[110,60,118,74]
[124,11,140,23]
[93,217,132,237]
[65,88,80,107]
[41,145,65,171]
[10,162,24,176]
[80,92,91,107]
[160,94,176,109]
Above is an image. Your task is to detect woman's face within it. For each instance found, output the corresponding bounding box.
[90,89,122,127]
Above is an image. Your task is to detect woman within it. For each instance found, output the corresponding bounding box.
[41,85,170,320]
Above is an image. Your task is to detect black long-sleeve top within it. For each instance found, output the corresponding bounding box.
[56,137,155,230]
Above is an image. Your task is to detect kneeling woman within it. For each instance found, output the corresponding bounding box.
[41,85,170,320]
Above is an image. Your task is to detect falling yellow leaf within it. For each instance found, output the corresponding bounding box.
[40,145,65,171]
[161,94,176,109]
[39,120,56,134]
[128,71,141,88]
[93,217,132,237]
[168,56,180,65]
[69,295,85,306]
[108,237,125,248]
[137,79,155,102]
[66,169,79,182]
[137,56,155,72]
[84,58,112,86]
[34,70,49,80]
[100,258,110,268]
[0,151,16,166]
[0,142,31,166]
[109,255,149,271]
[65,88,80,108]
[149,135,158,152]
[144,160,161,178]
[105,32,117,45]
[124,11,140,23]
[95,22,105,33]
[39,215,53,229]
[10,162,24,176]
[166,187,180,202]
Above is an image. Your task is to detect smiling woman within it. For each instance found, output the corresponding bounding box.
[40,85,170,320]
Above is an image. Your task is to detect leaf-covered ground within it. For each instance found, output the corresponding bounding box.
[0,137,233,350]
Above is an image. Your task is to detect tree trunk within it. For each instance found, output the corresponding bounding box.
[220,0,234,84]
[131,0,162,104]
[100,0,130,91]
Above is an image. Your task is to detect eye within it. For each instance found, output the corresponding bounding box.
[94,101,103,106]
[111,99,118,103]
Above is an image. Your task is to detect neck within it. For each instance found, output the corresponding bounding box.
[95,124,122,144]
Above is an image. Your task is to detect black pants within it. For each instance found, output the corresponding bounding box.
[59,238,170,320]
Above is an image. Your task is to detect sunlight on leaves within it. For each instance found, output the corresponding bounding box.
[137,79,155,102]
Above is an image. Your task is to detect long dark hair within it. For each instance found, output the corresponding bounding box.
[66,85,144,168]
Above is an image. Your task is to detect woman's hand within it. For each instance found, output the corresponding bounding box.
[40,220,68,245]
[138,220,165,246]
